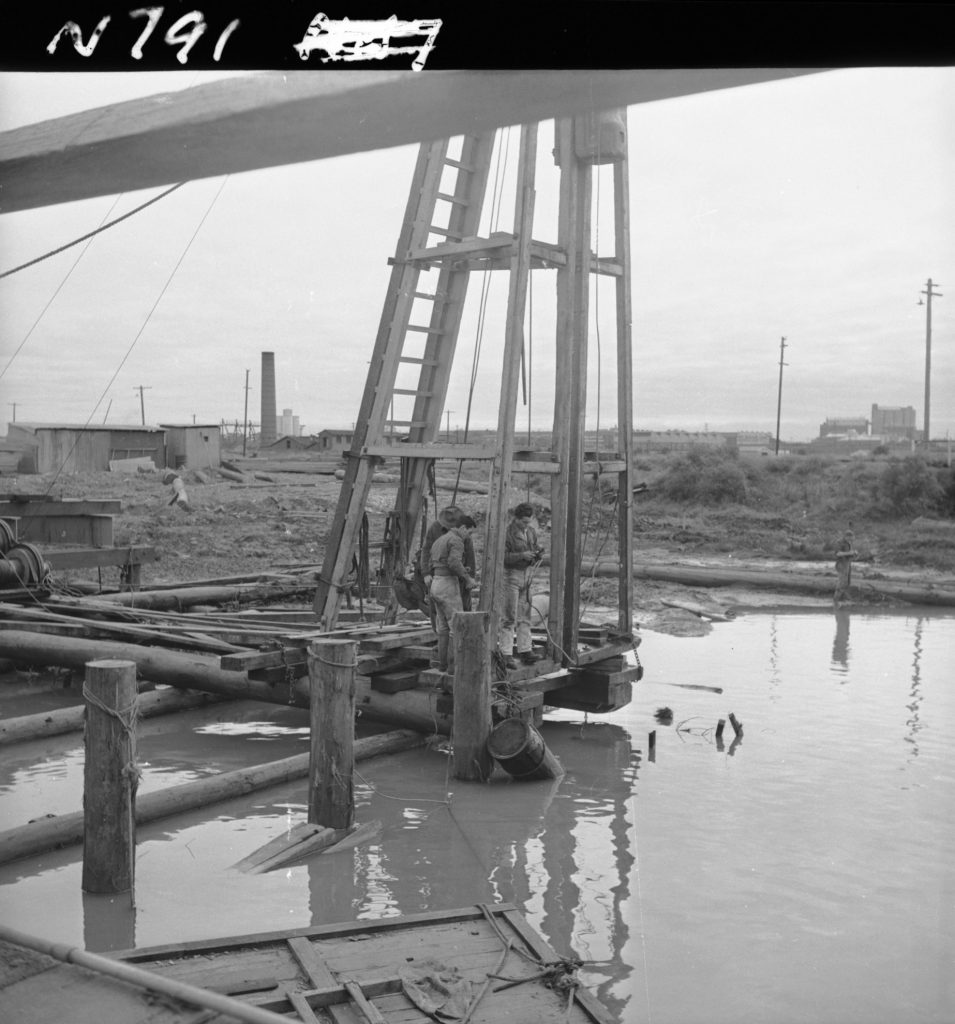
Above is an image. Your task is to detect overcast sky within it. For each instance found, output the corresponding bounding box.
[1,67,953,443]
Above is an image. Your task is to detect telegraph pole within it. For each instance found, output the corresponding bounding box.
[242,369,252,456]
[920,278,942,446]
[133,385,151,425]
[774,336,787,455]
[445,409,454,442]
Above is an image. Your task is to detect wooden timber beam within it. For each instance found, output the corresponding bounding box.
[549,118,592,661]
[0,70,826,215]
[478,125,538,639]
[614,120,635,632]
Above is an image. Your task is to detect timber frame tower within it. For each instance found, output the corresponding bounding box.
[314,110,635,665]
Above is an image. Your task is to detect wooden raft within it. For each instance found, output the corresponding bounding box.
[111,903,615,1023]
[218,619,640,723]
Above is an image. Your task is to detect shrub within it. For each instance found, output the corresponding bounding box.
[874,457,945,517]
[658,446,748,505]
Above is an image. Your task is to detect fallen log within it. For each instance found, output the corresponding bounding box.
[0,631,453,735]
[661,598,734,621]
[54,581,315,610]
[0,602,244,654]
[568,558,955,607]
[0,687,230,747]
[0,729,425,866]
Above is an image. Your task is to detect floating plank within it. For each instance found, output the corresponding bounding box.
[572,636,638,667]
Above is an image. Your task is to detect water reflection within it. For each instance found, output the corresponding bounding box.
[906,616,924,760]
[768,616,783,698]
[83,890,136,952]
[295,723,641,1020]
[830,607,851,676]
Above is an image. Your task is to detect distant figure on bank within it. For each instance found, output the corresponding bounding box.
[833,529,858,605]
[428,511,478,673]
[499,502,544,669]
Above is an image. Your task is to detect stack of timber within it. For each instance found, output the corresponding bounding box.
[1,904,615,1023]
[221,616,639,727]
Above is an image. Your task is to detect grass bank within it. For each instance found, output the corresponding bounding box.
[619,448,955,572]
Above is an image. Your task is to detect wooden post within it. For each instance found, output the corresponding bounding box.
[479,123,538,646]
[613,127,635,633]
[550,117,592,662]
[307,639,356,829]
[82,659,138,895]
[452,611,493,782]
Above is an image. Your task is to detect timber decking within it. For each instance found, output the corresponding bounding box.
[114,903,615,1023]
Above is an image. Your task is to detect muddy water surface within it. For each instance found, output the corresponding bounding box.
[0,609,952,1024]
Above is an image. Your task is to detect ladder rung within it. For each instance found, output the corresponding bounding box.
[399,356,440,365]
[428,226,463,240]
[406,324,444,334]
[436,192,470,206]
[392,388,433,397]
[442,157,474,171]
[412,290,445,300]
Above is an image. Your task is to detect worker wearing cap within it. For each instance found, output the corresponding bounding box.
[420,505,477,620]
[498,502,544,669]
[428,512,478,673]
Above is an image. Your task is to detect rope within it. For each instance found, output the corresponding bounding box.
[0,183,184,281]
[352,767,450,807]
[309,652,360,669]
[455,126,512,500]
[82,682,142,787]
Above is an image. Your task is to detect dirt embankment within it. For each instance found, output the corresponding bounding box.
[10,466,955,639]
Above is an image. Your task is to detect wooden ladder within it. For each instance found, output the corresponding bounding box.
[314,134,497,628]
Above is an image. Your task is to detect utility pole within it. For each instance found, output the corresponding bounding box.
[445,409,454,442]
[774,336,787,455]
[919,278,942,446]
[242,369,251,456]
[133,385,151,425]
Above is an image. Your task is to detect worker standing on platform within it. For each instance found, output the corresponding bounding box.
[499,502,544,669]
[428,512,478,673]
[420,505,477,621]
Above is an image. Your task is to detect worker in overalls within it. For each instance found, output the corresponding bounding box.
[419,505,477,627]
[498,502,544,669]
[428,511,478,673]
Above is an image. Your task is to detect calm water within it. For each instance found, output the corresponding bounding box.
[0,609,953,1024]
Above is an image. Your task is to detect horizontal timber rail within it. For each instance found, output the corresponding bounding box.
[0,730,426,866]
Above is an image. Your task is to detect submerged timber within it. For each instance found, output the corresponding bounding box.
[0,903,614,1023]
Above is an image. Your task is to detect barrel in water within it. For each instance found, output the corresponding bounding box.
[487,718,563,781]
